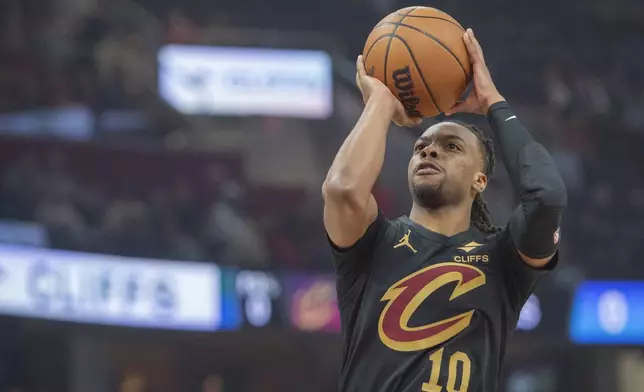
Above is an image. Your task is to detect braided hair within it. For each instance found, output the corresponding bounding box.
[445,120,502,235]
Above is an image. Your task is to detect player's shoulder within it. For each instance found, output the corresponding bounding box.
[388,214,412,229]
[483,225,513,249]
[464,225,521,265]
[371,209,408,230]
[385,214,418,236]
[367,212,423,246]
[467,226,511,251]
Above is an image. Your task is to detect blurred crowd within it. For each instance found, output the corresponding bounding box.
[0,140,328,270]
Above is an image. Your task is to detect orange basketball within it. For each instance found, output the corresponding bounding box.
[362,7,471,118]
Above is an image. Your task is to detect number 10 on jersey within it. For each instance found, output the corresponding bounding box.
[421,348,471,392]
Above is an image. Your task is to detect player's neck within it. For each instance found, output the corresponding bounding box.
[409,203,471,237]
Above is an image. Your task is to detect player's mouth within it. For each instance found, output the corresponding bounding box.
[416,161,442,176]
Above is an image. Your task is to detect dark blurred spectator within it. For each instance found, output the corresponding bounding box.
[96,31,153,105]
[544,65,572,115]
[205,181,268,267]
[202,374,224,392]
[165,10,200,44]
[120,373,147,392]
[34,194,86,250]
[0,153,40,220]
[172,182,201,237]
[97,196,155,257]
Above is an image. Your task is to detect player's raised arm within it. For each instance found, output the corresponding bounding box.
[486,101,567,267]
[447,29,567,268]
[322,56,420,249]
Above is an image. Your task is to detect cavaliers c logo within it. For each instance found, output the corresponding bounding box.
[378,262,486,352]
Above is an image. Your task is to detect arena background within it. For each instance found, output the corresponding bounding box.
[0,0,643,391]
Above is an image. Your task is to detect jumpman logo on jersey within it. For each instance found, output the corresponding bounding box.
[394,230,417,253]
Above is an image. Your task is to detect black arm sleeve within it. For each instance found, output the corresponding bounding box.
[488,101,568,259]
[327,209,389,307]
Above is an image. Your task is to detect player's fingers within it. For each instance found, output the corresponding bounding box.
[408,116,423,126]
[463,30,482,66]
[396,119,421,128]
[356,55,366,77]
[463,30,479,62]
[402,115,423,127]
[444,101,466,116]
[393,109,422,127]
[465,29,485,64]
[469,30,486,62]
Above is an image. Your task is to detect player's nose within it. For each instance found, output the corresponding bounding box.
[420,147,439,159]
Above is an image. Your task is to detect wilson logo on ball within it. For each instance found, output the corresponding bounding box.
[392,66,421,117]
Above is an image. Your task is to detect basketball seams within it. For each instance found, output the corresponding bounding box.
[392,14,464,30]
[376,21,468,81]
[382,7,417,88]
[363,23,396,60]
[392,35,441,114]
[383,35,394,87]
[364,34,395,64]
[404,7,464,30]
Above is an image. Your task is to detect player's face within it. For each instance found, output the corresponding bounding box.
[408,122,487,209]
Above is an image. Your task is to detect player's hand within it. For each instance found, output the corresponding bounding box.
[356,55,422,127]
[445,29,505,116]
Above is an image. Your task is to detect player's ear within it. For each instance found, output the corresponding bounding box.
[472,172,487,193]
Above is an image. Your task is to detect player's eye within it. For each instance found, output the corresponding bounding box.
[414,143,425,152]
[446,142,461,151]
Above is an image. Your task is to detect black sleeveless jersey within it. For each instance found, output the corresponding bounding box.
[330,211,557,392]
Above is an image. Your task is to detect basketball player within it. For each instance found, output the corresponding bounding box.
[322,28,566,392]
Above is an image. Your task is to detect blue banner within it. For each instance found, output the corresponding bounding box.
[569,281,644,344]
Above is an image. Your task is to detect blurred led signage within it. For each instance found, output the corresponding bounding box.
[235,270,282,328]
[569,281,644,344]
[0,245,221,330]
[286,274,340,332]
[158,45,333,118]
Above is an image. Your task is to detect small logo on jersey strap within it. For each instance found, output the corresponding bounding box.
[393,229,417,254]
[378,263,486,352]
[553,228,560,244]
[457,241,483,253]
